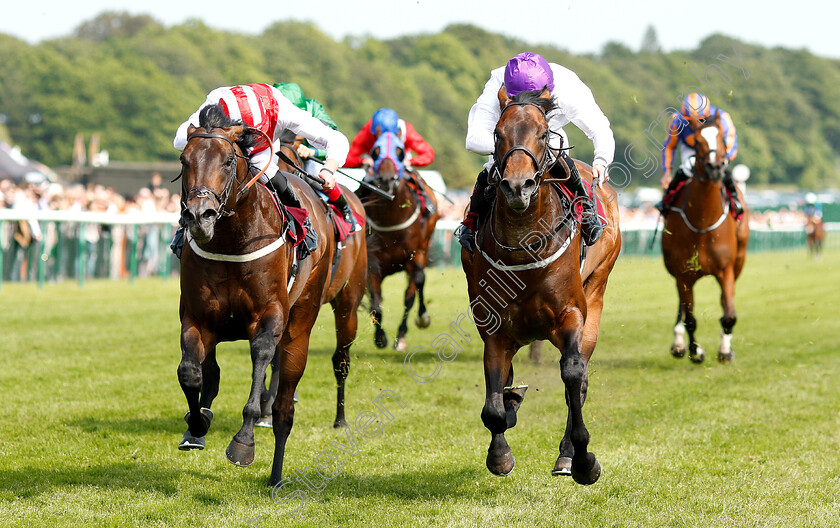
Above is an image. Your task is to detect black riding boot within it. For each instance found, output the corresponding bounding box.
[655,168,691,214]
[555,152,602,246]
[266,174,318,256]
[722,168,744,215]
[455,168,492,253]
[331,192,360,233]
[410,170,436,216]
[169,216,186,259]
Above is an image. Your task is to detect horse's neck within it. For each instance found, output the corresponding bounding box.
[370,178,415,219]
[207,185,279,251]
[684,178,724,215]
[492,188,562,249]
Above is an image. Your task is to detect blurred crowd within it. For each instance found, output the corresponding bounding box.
[1,175,180,282]
[0,175,827,283]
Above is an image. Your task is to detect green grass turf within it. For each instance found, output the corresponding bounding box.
[0,249,838,527]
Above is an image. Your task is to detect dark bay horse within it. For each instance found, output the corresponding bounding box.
[362,132,439,351]
[662,113,749,363]
[461,87,621,484]
[176,104,367,487]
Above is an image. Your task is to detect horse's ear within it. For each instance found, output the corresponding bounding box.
[538,87,551,100]
[374,125,382,137]
[223,125,246,143]
[498,85,512,110]
[187,125,198,136]
[687,115,702,132]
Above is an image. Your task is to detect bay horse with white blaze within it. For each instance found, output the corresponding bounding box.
[661,113,749,363]
[362,131,439,351]
[461,87,621,484]
[176,104,367,487]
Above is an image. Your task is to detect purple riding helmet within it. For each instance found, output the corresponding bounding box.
[504,52,555,97]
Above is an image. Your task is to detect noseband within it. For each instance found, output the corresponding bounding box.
[182,132,251,218]
[489,102,556,188]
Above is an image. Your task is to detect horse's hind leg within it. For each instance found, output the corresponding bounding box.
[394,263,419,352]
[716,267,737,364]
[369,272,388,349]
[331,286,363,428]
[481,335,517,476]
[414,265,431,329]
[551,308,600,485]
[178,322,215,450]
[226,309,285,467]
[268,315,315,488]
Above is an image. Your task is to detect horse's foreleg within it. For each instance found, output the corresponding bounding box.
[557,272,608,475]
[395,264,419,352]
[369,273,388,349]
[481,335,517,476]
[716,267,737,364]
[178,322,214,450]
[257,353,280,428]
[673,278,702,362]
[227,309,285,467]
[552,307,600,485]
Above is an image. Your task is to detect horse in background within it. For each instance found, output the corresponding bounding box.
[176,104,367,487]
[361,131,439,351]
[806,215,825,258]
[661,113,750,364]
[461,87,621,483]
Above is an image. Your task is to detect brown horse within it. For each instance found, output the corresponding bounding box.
[806,215,825,258]
[661,113,749,363]
[176,104,367,487]
[461,87,621,484]
[362,131,439,351]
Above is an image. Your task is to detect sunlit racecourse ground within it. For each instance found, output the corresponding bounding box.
[0,249,838,527]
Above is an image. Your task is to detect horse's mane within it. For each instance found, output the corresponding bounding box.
[198,103,258,151]
[511,89,558,115]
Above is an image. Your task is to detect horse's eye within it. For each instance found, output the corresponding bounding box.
[225,156,234,166]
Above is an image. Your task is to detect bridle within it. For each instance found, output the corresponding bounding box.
[488,101,558,189]
[181,128,274,218]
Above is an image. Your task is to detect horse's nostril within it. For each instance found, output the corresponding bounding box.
[201,209,218,220]
[522,178,537,191]
[182,210,196,223]
[500,180,513,194]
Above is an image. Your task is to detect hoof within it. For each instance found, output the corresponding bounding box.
[256,415,272,428]
[689,344,705,364]
[333,417,347,429]
[671,344,687,358]
[552,456,572,476]
[394,337,407,352]
[486,448,515,476]
[415,312,431,328]
[178,430,206,450]
[718,350,734,364]
[226,439,255,467]
[374,331,388,349]
[571,453,601,485]
[184,407,214,437]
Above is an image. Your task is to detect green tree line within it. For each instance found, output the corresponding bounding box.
[0,12,838,190]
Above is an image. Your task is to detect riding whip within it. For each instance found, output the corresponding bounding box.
[304,156,395,201]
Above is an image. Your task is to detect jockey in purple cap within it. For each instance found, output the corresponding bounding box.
[458,52,615,251]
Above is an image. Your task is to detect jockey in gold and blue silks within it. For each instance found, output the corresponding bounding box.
[661,93,738,175]
[657,92,744,216]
